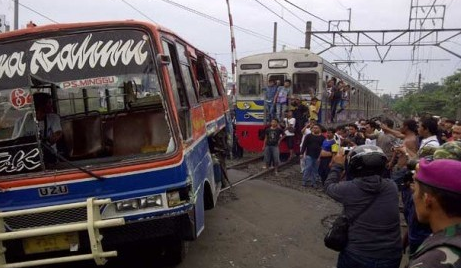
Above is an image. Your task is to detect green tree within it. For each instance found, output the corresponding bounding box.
[391,71,461,119]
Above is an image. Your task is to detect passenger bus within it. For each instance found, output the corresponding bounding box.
[0,21,231,267]
[234,49,384,152]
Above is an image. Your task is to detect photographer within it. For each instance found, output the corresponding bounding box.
[324,145,402,268]
[409,155,461,267]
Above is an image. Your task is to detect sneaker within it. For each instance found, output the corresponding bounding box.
[262,166,268,169]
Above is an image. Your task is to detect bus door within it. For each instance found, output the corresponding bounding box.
[161,40,193,142]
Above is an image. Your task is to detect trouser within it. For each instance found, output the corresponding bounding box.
[275,103,287,121]
[318,157,332,184]
[337,250,401,268]
[264,145,280,167]
[265,102,275,122]
[330,99,340,121]
[302,156,320,186]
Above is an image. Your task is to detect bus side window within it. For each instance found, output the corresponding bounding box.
[162,39,193,141]
[196,55,215,100]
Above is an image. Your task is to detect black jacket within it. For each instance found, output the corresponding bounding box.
[324,164,403,259]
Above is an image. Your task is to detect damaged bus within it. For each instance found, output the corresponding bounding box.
[0,21,230,267]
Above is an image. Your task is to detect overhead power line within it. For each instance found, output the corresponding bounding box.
[157,0,299,48]
[13,0,58,24]
[281,0,328,24]
[120,0,158,24]
[252,0,304,34]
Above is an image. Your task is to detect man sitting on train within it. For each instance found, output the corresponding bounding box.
[274,79,293,121]
[263,78,278,122]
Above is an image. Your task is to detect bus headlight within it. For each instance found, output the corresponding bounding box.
[140,195,163,208]
[115,199,139,211]
[167,191,184,207]
[115,194,163,212]
[243,102,251,109]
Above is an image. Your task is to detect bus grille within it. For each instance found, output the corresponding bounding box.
[4,207,88,231]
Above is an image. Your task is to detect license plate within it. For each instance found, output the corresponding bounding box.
[23,232,79,254]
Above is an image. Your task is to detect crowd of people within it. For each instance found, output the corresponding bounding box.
[259,110,461,267]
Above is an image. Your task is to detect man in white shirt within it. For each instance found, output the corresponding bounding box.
[283,110,296,159]
[417,117,440,156]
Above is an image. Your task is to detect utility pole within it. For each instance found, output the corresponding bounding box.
[305,21,312,50]
[14,0,19,30]
[418,72,422,91]
[273,22,277,52]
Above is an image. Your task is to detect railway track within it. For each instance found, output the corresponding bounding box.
[221,155,297,192]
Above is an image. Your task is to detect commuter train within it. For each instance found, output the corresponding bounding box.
[234,49,384,152]
[0,21,231,266]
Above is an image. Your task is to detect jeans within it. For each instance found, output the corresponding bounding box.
[275,103,287,121]
[337,250,401,268]
[265,101,275,122]
[264,145,280,167]
[302,156,320,186]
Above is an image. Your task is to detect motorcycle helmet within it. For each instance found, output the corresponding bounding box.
[347,145,388,177]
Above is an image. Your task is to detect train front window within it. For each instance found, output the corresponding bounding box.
[238,74,261,95]
[293,73,318,95]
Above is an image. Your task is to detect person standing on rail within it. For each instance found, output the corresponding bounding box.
[324,145,402,268]
[263,78,278,122]
[274,79,293,122]
[262,118,284,175]
[329,80,343,123]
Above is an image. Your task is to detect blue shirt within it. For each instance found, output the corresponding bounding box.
[321,139,335,152]
[264,85,278,102]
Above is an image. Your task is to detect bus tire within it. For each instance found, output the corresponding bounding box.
[161,238,188,266]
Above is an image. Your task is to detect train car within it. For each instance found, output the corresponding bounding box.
[234,49,383,153]
[0,20,230,267]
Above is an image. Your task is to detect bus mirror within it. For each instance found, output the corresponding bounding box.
[157,54,171,66]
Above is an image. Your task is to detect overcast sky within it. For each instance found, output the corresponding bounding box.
[1,0,460,95]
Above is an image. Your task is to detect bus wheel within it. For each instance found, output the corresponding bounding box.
[160,238,188,266]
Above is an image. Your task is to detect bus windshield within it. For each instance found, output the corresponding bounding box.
[0,28,175,176]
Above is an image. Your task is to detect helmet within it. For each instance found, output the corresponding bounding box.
[347,145,388,177]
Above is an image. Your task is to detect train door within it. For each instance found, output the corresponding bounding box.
[161,40,193,141]
[267,74,286,88]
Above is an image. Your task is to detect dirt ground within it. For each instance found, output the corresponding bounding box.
[177,179,341,268]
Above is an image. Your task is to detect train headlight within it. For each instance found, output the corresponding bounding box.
[243,102,251,109]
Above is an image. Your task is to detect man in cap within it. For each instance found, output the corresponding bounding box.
[409,144,461,267]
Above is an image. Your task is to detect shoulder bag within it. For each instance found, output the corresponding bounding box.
[324,193,380,252]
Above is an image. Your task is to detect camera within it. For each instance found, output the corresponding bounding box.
[343,146,353,155]
[406,155,434,171]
